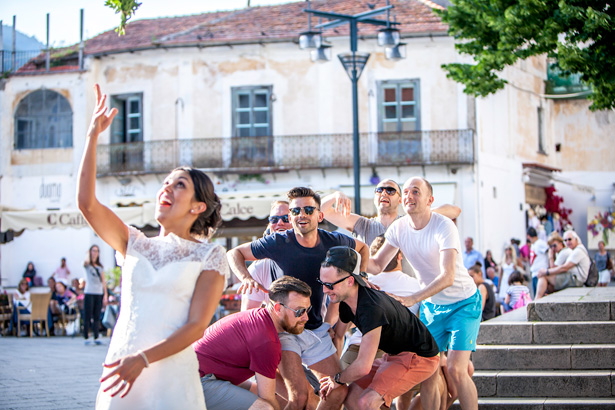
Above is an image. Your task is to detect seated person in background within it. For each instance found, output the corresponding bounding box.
[486,267,498,291]
[55,280,77,314]
[595,240,612,287]
[321,247,440,410]
[13,278,31,311]
[48,277,62,313]
[194,276,312,410]
[504,271,531,311]
[52,257,71,281]
[535,230,590,299]
[12,278,32,334]
[22,262,38,287]
[468,265,496,321]
[47,277,63,335]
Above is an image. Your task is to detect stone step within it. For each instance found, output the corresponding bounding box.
[474,370,614,398]
[473,344,615,370]
[478,320,615,345]
[449,397,615,410]
[526,287,615,322]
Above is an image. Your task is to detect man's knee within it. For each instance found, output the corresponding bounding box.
[357,389,383,410]
[284,384,310,409]
[249,398,274,410]
[447,361,470,384]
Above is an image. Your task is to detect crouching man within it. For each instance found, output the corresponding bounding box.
[194,276,312,410]
[318,247,440,409]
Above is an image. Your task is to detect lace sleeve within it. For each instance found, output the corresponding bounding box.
[115,225,145,266]
[201,244,230,280]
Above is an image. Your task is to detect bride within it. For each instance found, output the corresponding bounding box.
[78,84,228,409]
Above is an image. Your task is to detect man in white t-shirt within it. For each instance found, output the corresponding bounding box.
[241,200,292,311]
[535,230,590,298]
[367,177,480,410]
[527,227,549,296]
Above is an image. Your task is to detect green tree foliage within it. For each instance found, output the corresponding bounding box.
[438,1,614,111]
[104,0,142,35]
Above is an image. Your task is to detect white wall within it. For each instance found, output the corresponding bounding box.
[1,227,113,288]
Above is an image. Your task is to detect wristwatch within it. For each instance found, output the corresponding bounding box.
[359,271,368,279]
[333,372,345,385]
[546,269,550,276]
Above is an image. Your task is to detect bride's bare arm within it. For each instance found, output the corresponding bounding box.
[100,269,225,397]
[77,84,129,256]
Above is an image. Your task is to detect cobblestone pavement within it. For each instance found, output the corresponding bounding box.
[0,335,109,410]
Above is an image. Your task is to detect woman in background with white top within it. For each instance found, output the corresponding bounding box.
[83,244,107,345]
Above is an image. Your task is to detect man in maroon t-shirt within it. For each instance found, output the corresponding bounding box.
[194,277,312,410]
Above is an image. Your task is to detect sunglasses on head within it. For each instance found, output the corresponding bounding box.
[289,206,318,216]
[374,186,398,196]
[280,303,312,318]
[268,214,290,224]
[317,276,352,290]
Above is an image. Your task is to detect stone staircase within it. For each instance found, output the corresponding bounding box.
[455,287,615,409]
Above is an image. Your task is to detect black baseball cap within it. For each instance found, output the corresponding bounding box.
[323,246,368,287]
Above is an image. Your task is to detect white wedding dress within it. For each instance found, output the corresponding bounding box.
[96,226,229,410]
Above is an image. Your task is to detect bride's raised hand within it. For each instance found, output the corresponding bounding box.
[87,84,118,138]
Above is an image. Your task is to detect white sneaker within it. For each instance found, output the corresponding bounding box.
[84,338,92,346]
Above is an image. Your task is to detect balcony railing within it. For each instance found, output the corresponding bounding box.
[545,61,591,96]
[96,129,474,176]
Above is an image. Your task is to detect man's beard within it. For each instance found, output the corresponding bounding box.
[282,317,307,335]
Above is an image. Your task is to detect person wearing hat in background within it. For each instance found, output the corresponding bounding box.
[319,246,440,409]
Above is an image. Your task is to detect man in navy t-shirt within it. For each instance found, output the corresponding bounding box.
[228,187,369,409]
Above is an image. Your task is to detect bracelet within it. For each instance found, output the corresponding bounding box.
[334,372,345,385]
[137,350,150,368]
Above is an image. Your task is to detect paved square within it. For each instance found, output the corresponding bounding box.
[0,336,109,409]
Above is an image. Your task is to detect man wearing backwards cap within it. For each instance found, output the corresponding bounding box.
[318,246,440,409]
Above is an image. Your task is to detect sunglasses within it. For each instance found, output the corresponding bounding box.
[290,206,318,216]
[375,186,399,195]
[317,276,352,290]
[268,214,290,224]
[550,244,558,248]
[564,238,574,242]
[280,303,312,318]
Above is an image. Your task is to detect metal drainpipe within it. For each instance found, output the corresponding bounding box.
[79,9,84,70]
[474,96,482,252]
[46,14,50,72]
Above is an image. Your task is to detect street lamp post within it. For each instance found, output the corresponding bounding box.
[299,3,403,214]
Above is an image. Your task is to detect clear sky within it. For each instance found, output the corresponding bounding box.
[1,0,298,47]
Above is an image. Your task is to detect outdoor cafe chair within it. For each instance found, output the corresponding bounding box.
[0,296,13,336]
[57,300,81,336]
[17,292,52,337]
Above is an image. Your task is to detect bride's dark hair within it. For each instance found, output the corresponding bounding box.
[172,167,222,237]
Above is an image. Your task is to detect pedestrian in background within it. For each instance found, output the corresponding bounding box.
[83,245,107,345]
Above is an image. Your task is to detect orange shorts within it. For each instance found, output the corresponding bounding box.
[354,351,439,407]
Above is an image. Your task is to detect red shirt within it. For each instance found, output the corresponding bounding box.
[194,308,280,385]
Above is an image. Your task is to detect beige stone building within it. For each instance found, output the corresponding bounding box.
[1,0,613,286]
